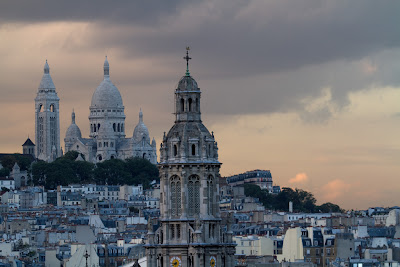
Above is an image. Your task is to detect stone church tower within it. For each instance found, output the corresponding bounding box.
[145,49,236,267]
[35,60,60,162]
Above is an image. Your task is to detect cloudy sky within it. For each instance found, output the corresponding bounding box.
[0,0,399,209]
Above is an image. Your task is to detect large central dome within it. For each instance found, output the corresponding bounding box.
[90,57,123,109]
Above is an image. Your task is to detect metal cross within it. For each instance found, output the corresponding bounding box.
[84,250,89,267]
[184,47,191,76]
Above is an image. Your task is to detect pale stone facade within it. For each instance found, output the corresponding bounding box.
[145,52,236,267]
[35,60,61,162]
[64,57,157,163]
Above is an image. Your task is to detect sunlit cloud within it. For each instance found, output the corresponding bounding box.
[321,179,352,202]
[289,173,309,184]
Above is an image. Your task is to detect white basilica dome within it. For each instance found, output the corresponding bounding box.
[90,57,124,109]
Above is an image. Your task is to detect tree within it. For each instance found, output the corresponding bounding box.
[0,154,33,171]
[94,159,131,185]
[125,157,159,188]
[242,184,341,213]
[317,202,344,213]
[0,168,10,177]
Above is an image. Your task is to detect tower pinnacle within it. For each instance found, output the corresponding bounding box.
[71,109,76,124]
[184,47,191,76]
[104,56,109,79]
[44,59,49,74]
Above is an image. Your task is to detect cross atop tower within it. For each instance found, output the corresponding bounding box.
[184,46,191,76]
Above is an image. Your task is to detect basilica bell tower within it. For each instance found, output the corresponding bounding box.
[145,49,236,267]
[35,60,60,162]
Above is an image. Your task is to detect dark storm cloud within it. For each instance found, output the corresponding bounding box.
[2,0,400,118]
[0,0,195,25]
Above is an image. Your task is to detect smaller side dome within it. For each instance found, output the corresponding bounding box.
[177,75,199,91]
[65,110,82,139]
[133,109,150,143]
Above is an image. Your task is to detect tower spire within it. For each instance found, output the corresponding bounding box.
[44,59,50,74]
[184,47,191,76]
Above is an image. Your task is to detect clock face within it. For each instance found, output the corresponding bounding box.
[210,256,216,267]
[170,256,182,267]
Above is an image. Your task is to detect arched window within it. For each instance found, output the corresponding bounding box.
[195,98,199,112]
[143,153,146,159]
[174,144,178,157]
[110,142,113,147]
[38,104,43,112]
[117,123,120,132]
[191,144,196,156]
[188,175,200,216]
[98,155,102,161]
[207,176,214,215]
[98,123,100,130]
[121,123,124,132]
[50,104,55,112]
[113,123,116,132]
[188,98,193,111]
[180,98,185,112]
[170,176,182,216]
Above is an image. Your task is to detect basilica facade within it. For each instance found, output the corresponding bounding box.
[145,50,236,267]
[63,57,157,163]
[34,57,157,163]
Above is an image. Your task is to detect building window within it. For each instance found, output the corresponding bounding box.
[188,98,192,111]
[188,175,200,216]
[207,176,214,215]
[191,144,196,156]
[170,176,182,216]
[174,144,178,157]
[180,98,185,112]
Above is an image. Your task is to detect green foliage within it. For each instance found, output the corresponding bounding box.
[31,155,158,189]
[0,168,10,177]
[243,184,342,213]
[317,202,344,213]
[94,159,131,185]
[0,154,32,171]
